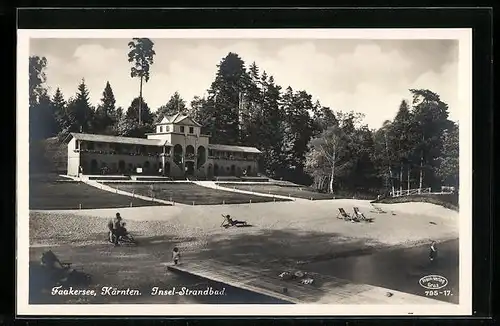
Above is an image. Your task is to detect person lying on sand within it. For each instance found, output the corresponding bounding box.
[221,214,247,227]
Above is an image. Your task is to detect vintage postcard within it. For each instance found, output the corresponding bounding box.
[17,28,472,316]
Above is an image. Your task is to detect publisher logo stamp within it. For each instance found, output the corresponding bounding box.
[419,275,448,290]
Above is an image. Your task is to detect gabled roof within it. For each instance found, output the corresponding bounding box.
[70,133,169,146]
[208,144,262,154]
[159,113,202,127]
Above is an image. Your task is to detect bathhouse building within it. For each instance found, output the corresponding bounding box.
[66,113,261,179]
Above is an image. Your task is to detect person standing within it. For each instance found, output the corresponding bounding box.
[172,247,181,265]
[429,241,438,262]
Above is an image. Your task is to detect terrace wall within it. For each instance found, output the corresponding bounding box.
[208,158,258,177]
[79,152,162,175]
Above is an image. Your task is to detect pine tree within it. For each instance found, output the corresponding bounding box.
[409,88,451,190]
[436,122,459,187]
[259,75,284,177]
[117,97,154,137]
[127,38,156,125]
[52,88,67,131]
[239,62,263,146]
[29,55,58,140]
[68,79,94,133]
[94,81,117,134]
[156,91,187,121]
[389,100,415,192]
[29,56,48,107]
[189,96,208,124]
[206,52,251,144]
[280,88,315,181]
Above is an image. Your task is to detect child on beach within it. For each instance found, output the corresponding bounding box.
[172,247,181,265]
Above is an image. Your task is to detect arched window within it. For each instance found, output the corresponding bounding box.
[197,145,206,168]
[173,144,183,166]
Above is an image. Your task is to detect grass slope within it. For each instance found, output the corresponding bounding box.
[29,180,168,210]
[218,183,335,200]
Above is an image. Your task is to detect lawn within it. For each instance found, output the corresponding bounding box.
[102,182,291,205]
[217,183,335,200]
[29,180,168,210]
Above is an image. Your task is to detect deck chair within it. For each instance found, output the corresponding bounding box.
[336,208,352,221]
[353,207,372,222]
[370,204,386,214]
[220,214,248,228]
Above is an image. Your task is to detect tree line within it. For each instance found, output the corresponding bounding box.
[28,38,459,195]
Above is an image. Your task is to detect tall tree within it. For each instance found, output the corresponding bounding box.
[409,88,451,190]
[240,62,263,145]
[312,103,338,134]
[206,52,251,144]
[29,56,48,106]
[436,122,459,188]
[125,97,154,125]
[94,81,117,134]
[259,75,284,177]
[281,88,315,181]
[156,91,187,121]
[371,120,396,195]
[67,79,94,133]
[116,97,155,137]
[305,125,351,193]
[389,100,416,192]
[189,96,207,123]
[127,38,156,125]
[52,87,68,132]
[29,56,59,140]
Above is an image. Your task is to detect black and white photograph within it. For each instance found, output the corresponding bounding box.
[17,28,472,316]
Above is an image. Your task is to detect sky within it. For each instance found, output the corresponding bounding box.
[30,37,459,129]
